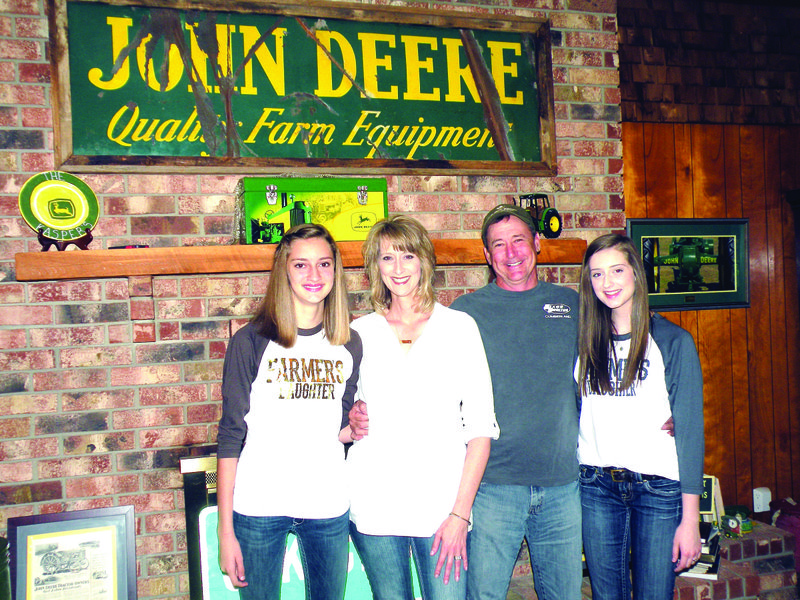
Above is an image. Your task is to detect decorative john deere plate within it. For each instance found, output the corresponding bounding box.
[18,171,99,242]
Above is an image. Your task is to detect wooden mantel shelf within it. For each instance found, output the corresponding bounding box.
[14,238,587,281]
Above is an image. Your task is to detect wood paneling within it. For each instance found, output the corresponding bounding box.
[622,122,800,508]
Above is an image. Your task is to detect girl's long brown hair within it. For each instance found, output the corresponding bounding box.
[578,234,650,395]
[251,223,350,347]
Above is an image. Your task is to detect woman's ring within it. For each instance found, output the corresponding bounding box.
[455,556,462,560]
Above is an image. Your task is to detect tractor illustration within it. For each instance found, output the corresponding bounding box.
[518,194,562,239]
[640,236,736,293]
[40,548,89,575]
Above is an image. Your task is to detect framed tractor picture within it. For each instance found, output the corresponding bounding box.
[626,218,750,311]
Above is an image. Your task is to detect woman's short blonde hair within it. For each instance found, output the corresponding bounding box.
[362,215,436,313]
[251,223,350,347]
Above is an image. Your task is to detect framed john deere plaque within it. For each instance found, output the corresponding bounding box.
[48,0,556,175]
[7,506,136,600]
[626,218,750,311]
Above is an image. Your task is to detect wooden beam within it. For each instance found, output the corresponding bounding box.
[14,238,587,281]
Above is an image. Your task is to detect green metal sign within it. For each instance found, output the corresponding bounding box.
[52,0,556,174]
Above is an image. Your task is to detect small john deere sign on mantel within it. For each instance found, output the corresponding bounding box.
[49,0,556,176]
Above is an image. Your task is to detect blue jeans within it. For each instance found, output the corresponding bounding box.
[579,465,682,600]
[349,524,466,600]
[466,480,583,600]
[233,510,350,600]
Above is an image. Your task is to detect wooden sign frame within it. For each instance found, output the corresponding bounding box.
[49,0,557,176]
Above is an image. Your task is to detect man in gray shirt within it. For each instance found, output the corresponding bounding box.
[449,204,582,600]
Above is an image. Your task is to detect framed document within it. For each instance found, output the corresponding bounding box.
[7,506,136,600]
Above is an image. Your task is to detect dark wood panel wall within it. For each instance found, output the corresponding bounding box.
[623,122,800,510]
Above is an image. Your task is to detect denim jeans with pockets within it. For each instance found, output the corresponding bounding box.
[466,480,583,600]
[579,465,682,600]
[233,510,350,600]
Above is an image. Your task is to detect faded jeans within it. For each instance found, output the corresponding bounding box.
[579,465,682,600]
[466,480,583,600]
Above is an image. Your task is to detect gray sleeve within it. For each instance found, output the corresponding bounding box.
[340,329,362,430]
[653,316,705,495]
[217,325,268,459]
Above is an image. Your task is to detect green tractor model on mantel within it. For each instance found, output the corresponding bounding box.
[518,193,562,239]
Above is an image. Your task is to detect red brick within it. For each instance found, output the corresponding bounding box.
[145,510,187,533]
[33,369,107,391]
[180,277,250,298]
[134,322,157,343]
[29,281,101,303]
[143,469,183,492]
[139,426,210,449]
[139,385,207,406]
[0,284,24,304]
[60,346,132,368]
[0,39,39,59]
[105,280,129,300]
[184,361,223,382]
[108,324,131,344]
[0,83,44,105]
[128,174,198,195]
[0,460,32,483]
[136,533,176,556]
[0,305,51,325]
[131,297,155,320]
[131,215,199,235]
[120,491,176,514]
[39,455,112,479]
[159,321,180,340]
[0,328,26,348]
[153,279,179,298]
[1,0,40,15]
[209,340,227,359]
[110,365,182,387]
[114,407,184,429]
[0,417,31,439]
[20,152,53,172]
[136,575,176,597]
[188,403,220,423]
[0,393,56,415]
[0,481,62,506]
[128,275,153,297]
[157,299,205,319]
[63,432,135,455]
[181,321,228,340]
[178,193,235,213]
[15,16,46,38]
[65,474,139,498]
[0,437,58,461]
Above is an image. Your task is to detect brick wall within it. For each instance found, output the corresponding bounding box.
[0,0,622,598]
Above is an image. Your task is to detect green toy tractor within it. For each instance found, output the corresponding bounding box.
[518,193,562,238]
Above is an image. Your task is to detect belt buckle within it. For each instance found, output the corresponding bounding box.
[610,468,627,482]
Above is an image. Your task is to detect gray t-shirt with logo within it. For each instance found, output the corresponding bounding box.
[451,281,579,487]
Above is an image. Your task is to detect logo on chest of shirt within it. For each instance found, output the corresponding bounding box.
[542,303,572,318]
[603,357,650,396]
[265,357,345,400]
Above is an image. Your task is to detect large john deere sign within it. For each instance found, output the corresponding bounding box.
[50,0,556,175]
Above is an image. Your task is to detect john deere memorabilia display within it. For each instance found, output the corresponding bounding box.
[235,177,388,244]
[518,193,562,239]
[17,171,99,251]
[627,219,750,311]
[50,0,555,175]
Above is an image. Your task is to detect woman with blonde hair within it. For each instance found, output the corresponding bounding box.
[216,223,362,600]
[347,215,498,600]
